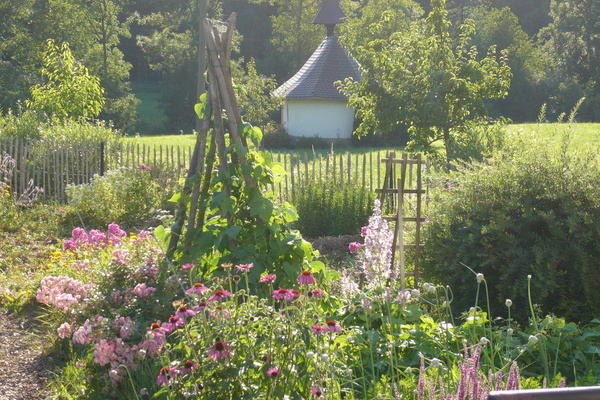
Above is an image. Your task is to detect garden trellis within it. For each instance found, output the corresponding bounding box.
[376,152,426,289]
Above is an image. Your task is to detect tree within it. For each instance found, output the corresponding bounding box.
[471,6,546,121]
[26,40,105,120]
[539,0,600,120]
[137,0,223,130]
[0,0,92,112]
[78,0,139,131]
[340,0,511,161]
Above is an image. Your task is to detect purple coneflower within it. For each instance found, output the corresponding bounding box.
[186,282,209,294]
[208,289,232,302]
[156,366,178,386]
[235,263,253,273]
[311,386,323,398]
[193,301,208,311]
[161,316,184,333]
[208,340,232,362]
[312,325,326,335]
[298,270,316,285]
[309,289,324,298]
[326,320,341,334]
[175,306,196,319]
[181,263,194,270]
[181,360,199,375]
[272,288,293,301]
[266,367,282,378]
[291,289,301,299]
[260,274,276,283]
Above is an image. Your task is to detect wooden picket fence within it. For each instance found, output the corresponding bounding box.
[0,138,433,204]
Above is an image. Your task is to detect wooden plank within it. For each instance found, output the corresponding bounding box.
[414,153,423,287]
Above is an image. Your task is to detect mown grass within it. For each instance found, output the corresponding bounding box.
[124,123,600,155]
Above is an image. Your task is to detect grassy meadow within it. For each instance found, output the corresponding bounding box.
[124,122,600,154]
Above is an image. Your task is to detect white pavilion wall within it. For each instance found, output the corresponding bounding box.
[282,99,355,139]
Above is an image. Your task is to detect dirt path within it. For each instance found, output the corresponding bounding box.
[0,311,55,400]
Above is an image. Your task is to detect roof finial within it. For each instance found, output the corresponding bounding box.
[312,0,345,37]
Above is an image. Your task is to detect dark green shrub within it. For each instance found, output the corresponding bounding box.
[293,173,374,238]
[422,149,600,324]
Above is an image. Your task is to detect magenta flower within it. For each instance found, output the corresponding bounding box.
[181,360,199,375]
[181,263,194,270]
[272,288,292,301]
[235,263,254,273]
[186,282,209,294]
[156,366,178,386]
[71,227,89,243]
[260,274,276,283]
[291,290,301,300]
[107,223,126,237]
[326,320,341,334]
[63,240,77,251]
[310,289,324,298]
[139,163,153,171]
[266,367,282,378]
[162,316,184,333]
[208,341,232,361]
[298,270,317,285]
[311,386,323,398]
[175,306,196,319]
[348,241,362,254]
[208,289,232,302]
[89,229,106,245]
[193,301,208,311]
[312,325,326,335]
[209,306,231,318]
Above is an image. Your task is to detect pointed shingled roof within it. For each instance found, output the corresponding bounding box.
[273,36,361,101]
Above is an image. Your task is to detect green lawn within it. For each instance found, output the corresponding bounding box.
[123,123,600,156]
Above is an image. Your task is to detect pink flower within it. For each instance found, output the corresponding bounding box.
[181,360,198,375]
[181,263,194,270]
[209,306,231,318]
[326,320,341,334]
[156,366,177,386]
[93,339,117,366]
[186,282,209,294]
[361,226,370,236]
[175,306,196,319]
[291,290,301,300]
[311,386,323,398]
[63,240,77,251]
[139,163,153,171]
[312,325,326,335]
[107,223,126,238]
[266,367,282,378]
[71,227,89,243]
[161,316,184,333]
[89,229,106,245]
[208,341,231,362]
[298,271,316,285]
[193,301,208,311]
[272,288,294,302]
[309,289,324,298]
[57,322,72,339]
[133,283,156,298]
[260,274,276,283]
[235,263,254,273]
[348,241,362,254]
[208,289,232,302]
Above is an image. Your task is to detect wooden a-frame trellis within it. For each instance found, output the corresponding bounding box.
[166,13,258,257]
[375,152,427,290]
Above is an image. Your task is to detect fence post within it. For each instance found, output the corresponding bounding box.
[100,141,105,176]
